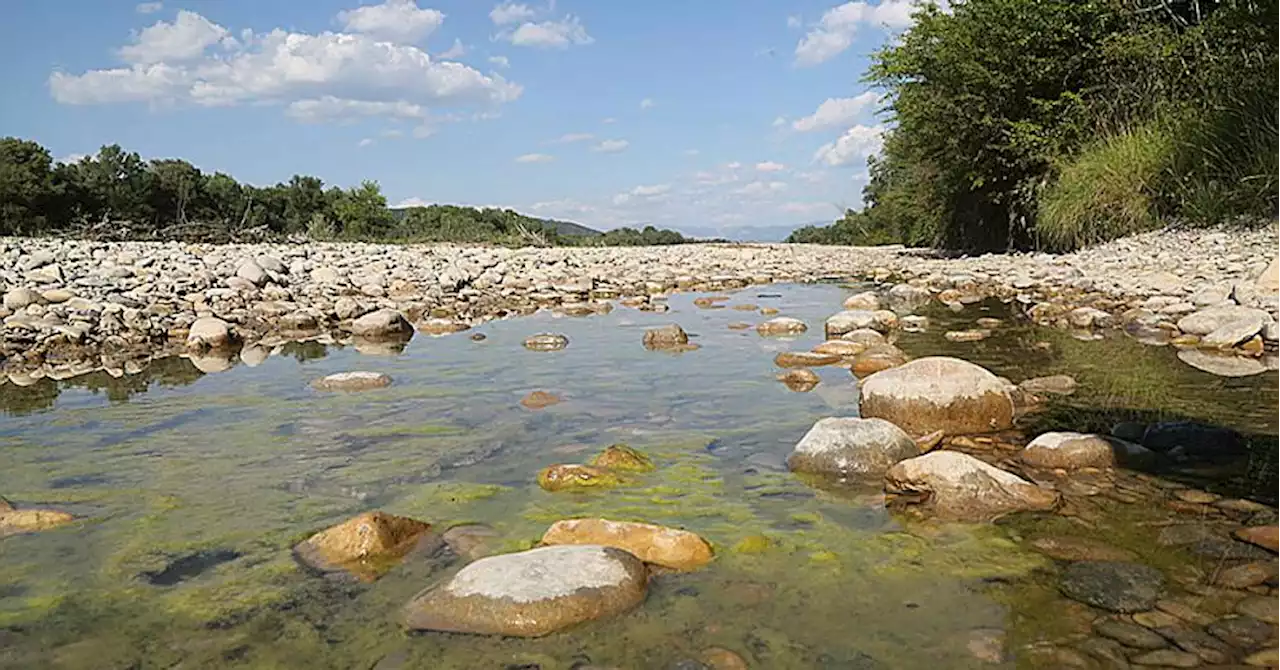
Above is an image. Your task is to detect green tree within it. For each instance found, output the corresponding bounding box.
[331,180,394,240]
[0,137,57,235]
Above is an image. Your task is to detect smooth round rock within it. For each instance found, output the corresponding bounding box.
[1020,432,1122,470]
[786,417,918,478]
[541,518,713,571]
[350,308,413,339]
[774,351,842,368]
[643,324,689,349]
[859,357,1014,435]
[777,368,820,392]
[1059,561,1165,613]
[884,451,1060,521]
[1031,536,1138,562]
[756,317,807,336]
[311,371,392,392]
[524,333,569,351]
[401,545,648,637]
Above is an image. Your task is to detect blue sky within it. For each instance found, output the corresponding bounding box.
[0,0,917,239]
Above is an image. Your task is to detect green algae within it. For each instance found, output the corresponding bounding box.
[589,443,657,472]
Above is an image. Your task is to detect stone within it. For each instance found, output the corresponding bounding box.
[850,343,908,376]
[1151,625,1233,664]
[350,309,413,339]
[1178,305,1267,337]
[442,524,501,562]
[1128,649,1200,667]
[401,545,647,637]
[963,628,1006,664]
[1019,375,1078,396]
[774,351,842,368]
[786,417,918,478]
[1032,536,1138,562]
[3,288,41,311]
[1256,257,1279,295]
[417,318,469,335]
[859,357,1015,436]
[293,511,432,582]
[590,444,655,472]
[843,292,881,310]
[841,328,887,347]
[186,316,235,349]
[643,324,689,349]
[1075,637,1130,668]
[1236,595,1279,624]
[699,647,749,670]
[1244,648,1280,667]
[521,391,561,410]
[1059,561,1165,613]
[778,368,820,392]
[812,340,865,357]
[40,288,74,304]
[541,518,713,570]
[1133,610,1183,629]
[1234,526,1278,553]
[1140,421,1244,457]
[0,505,76,538]
[756,317,807,336]
[884,451,1060,521]
[524,333,569,351]
[1212,561,1275,589]
[944,330,988,342]
[236,260,268,286]
[825,310,879,338]
[1094,617,1168,649]
[915,429,945,454]
[312,371,392,391]
[1020,432,1145,469]
[727,322,752,330]
[1206,615,1276,649]
[887,283,932,312]
[537,464,621,492]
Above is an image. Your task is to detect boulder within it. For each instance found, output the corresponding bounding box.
[402,545,647,637]
[521,390,561,410]
[1255,257,1278,295]
[236,260,269,287]
[537,464,621,492]
[524,333,569,351]
[786,417,918,478]
[186,316,235,350]
[1177,349,1267,377]
[312,371,393,391]
[840,329,887,347]
[1177,305,1267,339]
[777,368,820,392]
[774,351,842,368]
[1059,561,1165,613]
[293,511,433,581]
[887,283,931,312]
[590,444,655,472]
[643,324,689,349]
[1020,432,1148,470]
[541,518,713,570]
[824,310,878,339]
[860,357,1014,436]
[843,292,881,310]
[756,317,807,336]
[350,309,413,339]
[1234,526,1278,553]
[884,451,1060,521]
[3,288,44,311]
[850,344,908,377]
[812,340,865,357]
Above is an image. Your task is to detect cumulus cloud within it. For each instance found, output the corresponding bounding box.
[515,152,554,163]
[791,91,879,132]
[503,16,593,49]
[592,139,629,153]
[488,55,510,68]
[337,0,445,44]
[439,38,466,59]
[694,170,738,186]
[725,161,742,170]
[612,183,670,205]
[813,124,884,166]
[394,197,432,207]
[756,161,786,172]
[786,15,802,29]
[489,2,537,26]
[136,2,163,14]
[49,9,522,132]
[640,98,655,110]
[58,152,90,165]
[733,180,787,196]
[531,198,597,215]
[794,1,916,66]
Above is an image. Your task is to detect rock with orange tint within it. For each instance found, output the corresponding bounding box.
[541,518,713,570]
[521,390,561,410]
[851,344,908,377]
[293,511,433,581]
[0,498,75,538]
[1234,525,1279,553]
[537,464,622,492]
[774,351,842,368]
[778,368,820,392]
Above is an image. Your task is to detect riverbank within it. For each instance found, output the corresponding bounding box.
[1,225,1276,379]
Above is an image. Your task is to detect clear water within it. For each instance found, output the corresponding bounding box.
[1,283,1275,669]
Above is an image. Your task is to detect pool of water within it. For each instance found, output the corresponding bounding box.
[1,283,1275,669]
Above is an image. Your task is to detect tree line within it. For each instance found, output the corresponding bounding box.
[789,0,1277,251]
[0,138,693,246]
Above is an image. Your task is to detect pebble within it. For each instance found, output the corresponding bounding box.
[1092,618,1168,649]
[1128,649,1201,667]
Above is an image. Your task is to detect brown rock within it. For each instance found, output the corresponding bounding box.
[778,368,820,392]
[727,322,753,330]
[774,351,842,368]
[1129,649,1200,667]
[1092,617,1167,649]
[700,646,749,670]
[521,390,562,410]
[1244,648,1280,667]
[884,451,1060,521]
[859,357,1014,435]
[1236,595,1279,624]
[756,317,806,336]
[1214,561,1276,589]
[812,340,865,357]
[0,506,76,537]
[1031,536,1138,562]
[536,464,622,492]
[759,307,780,316]
[694,296,731,309]
[590,444,655,472]
[963,628,1006,664]
[851,343,908,376]
[1235,526,1279,553]
[643,324,690,349]
[293,511,432,582]
[541,518,713,570]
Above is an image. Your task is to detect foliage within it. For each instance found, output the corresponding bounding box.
[794,0,1278,251]
[0,138,692,247]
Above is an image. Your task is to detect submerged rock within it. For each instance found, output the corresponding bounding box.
[756,317,807,336]
[944,330,989,343]
[520,390,561,410]
[0,499,75,538]
[850,344,908,377]
[860,357,1014,436]
[1059,561,1165,613]
[1020,432,1146,470]
[777,368,820,392]
[293,511,433,582]
[401,545,648,637]
[1234,526,1279,553]
[1177,349,1267,377]
[350,309,413,339]
[523,333,569,351]
[1138,420,1244,458]
[142,549,243,586]
[1018,375,1078,396]
[441,524,501,562]
[786,417,918,478]
[843,292,881,310]
[1031,536,1138,562]
[812,340,865,357]
[417,318,470,335]
[540,518,713,570]
[643,324,689,349]
[537,464,621,492]
[311,371,392,392]
[774,351,842,368]
[824,310,879,339]
[884,451,1060,521]
[590,444,655,472]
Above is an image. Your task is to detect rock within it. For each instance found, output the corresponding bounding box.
[334,297,366,320]
[1236,595,1279,624]
[884,451,1060,521]
[1019,375,1078,396]
[417,318,469,335]
[1256,257,1279,295]
[700,647,749,670]
[1206,614,1276,650]
[1032,536,1138,562]
[236,260,269,286]
[944,330,989,342]
[40,288,74,304]
[963,628,1006,664]
[469,333,486,341]
[914,429,945,454]
[859,357,1014,436]
[3,288,43,311]
[186,316,235,349]
[851,343,908,376]
[756,317,807,336]
[1234,526,1278,553]
[825,310,880,338]
[401,545,647,637]
[351,309,413,339]
[786,417,918,478]
[1214,561,1275,588]
[777,368,820,392]
[643,324,689,349]
[843,292,881,310]
[1178,305,1267,338]
[541,518,713,570]
[693,296,730,308]
[887,283,931,311]
[841,328,887,347]
[812,340,865,356]
[1140,420,1244,457]
[1059,561,1165,613]
[1244,648,1280,667]
[537,464,621,492]
[1128,649,1200,667]
[1020,432,1145,469]
[727,322,753,330]
[1093,618,1168,649]
[312,371,392,391]
[521,391,561,410]
[590,444,655,472]
[442,524,501,562]
[524,333,569,351]
[278,311,319,332]
[774,351,842,368]
[293,511,433,582]
[311,266,344,284]
[0,504,76,538]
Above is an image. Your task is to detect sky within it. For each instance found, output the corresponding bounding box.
[0,0,920,240]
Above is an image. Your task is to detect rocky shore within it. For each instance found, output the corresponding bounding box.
[1,225,1276,379]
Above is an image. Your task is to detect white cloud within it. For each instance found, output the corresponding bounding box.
[786,15,802,29]
[695,170,738,186]
[358,137,374,147]
[592,139,629,153]
[813,124,884,166]
[796,169,827,183]
[439,38,466,59]
[503,16,593,49]
[794,1,916,66]
[734,180,787,196]
[612,183,670,205]
[531,198,596,215]
[50,12,522,131]
[515,152,555,163]
[552,132,594,143]
[756,161,786,172]
[117,10,230,65]
[381,128,404,138]
[791,91,879,132]
[136,2,163,14]
[772,116,787,128]
[394,197,432,207]
[337,0,445,44]
[489,2,537,26]
[488,55,510,68]
[640,98,655,110]
[725,161,742,170]
[58,153,90,164]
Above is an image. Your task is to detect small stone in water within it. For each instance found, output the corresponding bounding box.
[520,391,561,410]
[590,444,655,472]
[1059,561,1165,612]
[536,464,621,492]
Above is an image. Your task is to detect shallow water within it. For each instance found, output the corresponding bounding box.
[1,283,1275,669]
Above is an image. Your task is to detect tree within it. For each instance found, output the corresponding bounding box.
[331,180,394,240]
[0,137,56,235]
[149,159,203,226]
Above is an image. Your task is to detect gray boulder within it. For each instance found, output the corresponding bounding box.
[786,417,918,478]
